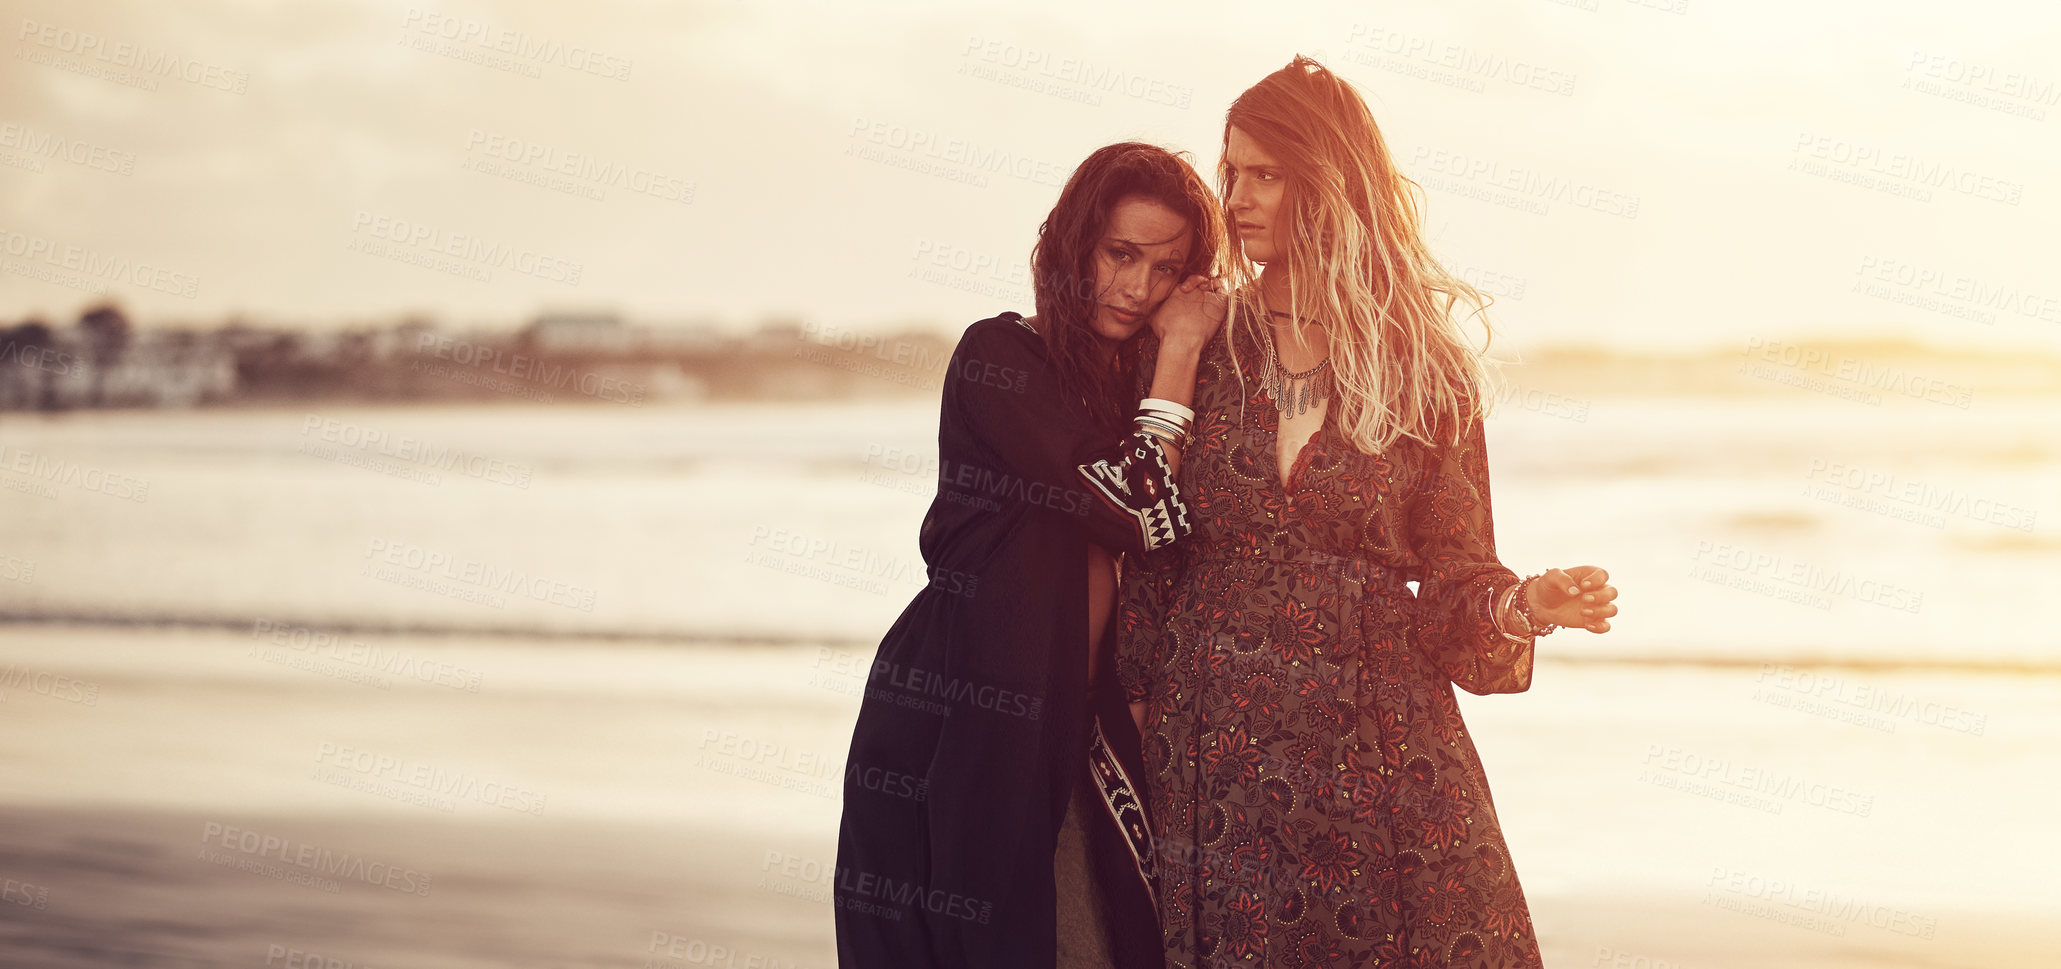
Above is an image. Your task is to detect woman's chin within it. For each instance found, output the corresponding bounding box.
[1090,316,1149,345]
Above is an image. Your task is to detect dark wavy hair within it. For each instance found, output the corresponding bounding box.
[1030,142,1225,432]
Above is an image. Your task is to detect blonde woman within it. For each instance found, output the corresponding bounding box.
[1116,57,1619,967]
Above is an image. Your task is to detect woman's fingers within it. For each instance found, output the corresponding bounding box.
[1538,568,1580,602]
[1564,566,1617,606]
[1551,600,1615,623]
[1533,565,1617,631]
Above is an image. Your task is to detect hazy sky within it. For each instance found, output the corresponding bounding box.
[2,0,2057,352]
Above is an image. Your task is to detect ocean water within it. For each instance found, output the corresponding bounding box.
[0,393,2052,664]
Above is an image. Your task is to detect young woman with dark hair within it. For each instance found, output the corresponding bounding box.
[834,141,1229,969]
[1116,57,1622,967]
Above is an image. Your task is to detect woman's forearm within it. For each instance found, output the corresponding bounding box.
[1145,337,1205,474]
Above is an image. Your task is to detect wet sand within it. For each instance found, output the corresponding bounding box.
[4,624,2058,967]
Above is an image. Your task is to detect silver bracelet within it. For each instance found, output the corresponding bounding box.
[1133,417,1187,448]
[1132,404,1191,442]
[1137,397,1195,423]
[1133,420,1174,442]
[1491,581,1529,644]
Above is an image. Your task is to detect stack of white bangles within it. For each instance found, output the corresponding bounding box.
[1131,397,1194,449]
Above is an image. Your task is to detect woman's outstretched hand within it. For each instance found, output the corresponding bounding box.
[1151,274,1228,348]
[1526,566,1616,633]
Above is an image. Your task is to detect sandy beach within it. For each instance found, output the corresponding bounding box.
[3,623,2058,967]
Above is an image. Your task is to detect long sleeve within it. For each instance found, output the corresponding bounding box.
[943,317,1192,556]
[1405,409,1534,696]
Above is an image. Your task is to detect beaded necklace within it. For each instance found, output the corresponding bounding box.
[1259,310,1332,418]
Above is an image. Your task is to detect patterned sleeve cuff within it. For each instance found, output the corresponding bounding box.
[1078,434,1192,552]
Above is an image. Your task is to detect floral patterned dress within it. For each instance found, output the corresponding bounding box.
[1116,327,1545,968]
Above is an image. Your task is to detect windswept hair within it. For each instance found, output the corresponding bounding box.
[1221,55,1502,452]
[1031,142,1227,433]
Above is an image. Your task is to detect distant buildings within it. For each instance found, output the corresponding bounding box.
[0,304,951,409]
[0,306,236,409]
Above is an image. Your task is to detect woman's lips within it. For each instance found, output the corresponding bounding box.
[1103,305,1144,325]
[1237,223,1264,235]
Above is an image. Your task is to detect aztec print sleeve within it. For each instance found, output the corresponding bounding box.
[943,318,1193,555]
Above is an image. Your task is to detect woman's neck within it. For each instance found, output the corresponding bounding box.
[1258,263,1293,310]
[1256,266,1327,352]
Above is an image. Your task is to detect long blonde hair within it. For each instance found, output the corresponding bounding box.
[1221,55,1503,452]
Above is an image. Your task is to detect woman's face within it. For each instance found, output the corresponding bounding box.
[1223,125,1286,265]
[1086,196,1192,344]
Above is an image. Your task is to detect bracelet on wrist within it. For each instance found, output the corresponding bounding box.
[1512,574,1561,637]
[1135,425,1178,448]
[1133,413,1188,437]
[1132,403,1192,450]
[1133,418,1186,449]
[1134,412,1189,433]
[1137,397,1195,423]
[1491,581,1528,644]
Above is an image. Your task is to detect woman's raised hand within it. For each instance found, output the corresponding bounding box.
[1527,566,1617,633]
[1151,274,1228,348]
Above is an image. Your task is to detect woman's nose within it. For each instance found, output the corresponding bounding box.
[1116,264,1150,298]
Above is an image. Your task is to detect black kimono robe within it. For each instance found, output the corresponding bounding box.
[834,312,1193,969]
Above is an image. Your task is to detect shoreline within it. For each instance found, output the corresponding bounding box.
[2,804,2055,968]
[3,617,2059,675]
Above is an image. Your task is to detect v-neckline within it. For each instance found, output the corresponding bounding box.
[1242,315,1335,494]
[1230,322,1329,495]
[1265,399,1328,494]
